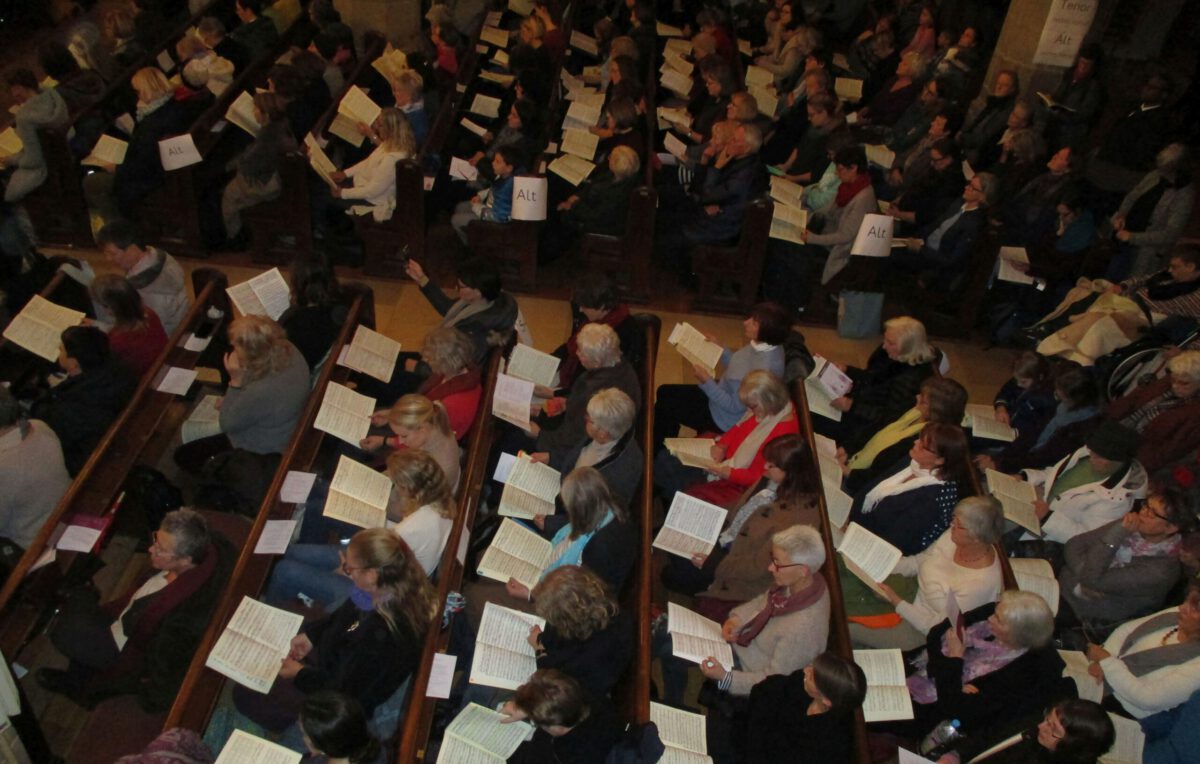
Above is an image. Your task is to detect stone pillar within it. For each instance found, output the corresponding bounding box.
[984,0,1061,94]
[334,0,424,53]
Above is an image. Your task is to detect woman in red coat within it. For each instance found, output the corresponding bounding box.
[90,273,168,378]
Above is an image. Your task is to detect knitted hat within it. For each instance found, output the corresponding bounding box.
[1085,420,1139,463]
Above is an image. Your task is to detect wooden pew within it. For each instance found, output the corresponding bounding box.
[690,196,774,314]
[244,152,315,265]
[790,378,875,764]
[163,282,377,736]
[0,267,93,393]
[0,268,230,658]
[391,349,503,762]
[22,0,225,249]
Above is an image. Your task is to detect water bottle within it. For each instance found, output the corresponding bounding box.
[920,718,962,757]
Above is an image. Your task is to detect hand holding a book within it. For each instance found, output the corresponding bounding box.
[527,624,543,650]
[370,408,391,426]
[874,581,903,606]
[506,577,532,601]
[944,626,966,659]
[690,553,708,569]
[720,616,742,643]
[288,633,313,662]
[1033,499,1051,520]
[499,700,528,724]
[973,454,996,471]
[360,435,387,451]
[993,405,1011,426]
[543,397,567,416]
[699,657,727,681]
[279,657,304,679]
[691,363,713,383]
[706,463,732,479]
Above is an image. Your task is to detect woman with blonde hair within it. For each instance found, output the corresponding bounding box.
[238,529,435,739]
[89,273,168,378]
[361,394,461,490]
[174,314,309,471]
[328,107,416,221]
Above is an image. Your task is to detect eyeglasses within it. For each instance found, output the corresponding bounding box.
[768,557,804,570]
[1136,499,1172,523]
[341,559,367,575]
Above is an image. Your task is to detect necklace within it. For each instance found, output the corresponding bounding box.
[1161,626,1180,646]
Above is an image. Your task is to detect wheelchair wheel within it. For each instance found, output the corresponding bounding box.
[1105,347,1168,402]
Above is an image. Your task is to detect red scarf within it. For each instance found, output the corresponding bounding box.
[736,572,827,646]
[835,173,870,207]
[560,304,631,389]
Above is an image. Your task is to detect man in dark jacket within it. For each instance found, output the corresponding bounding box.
[229,0,279,60]
[892,171,994,292]
[31,326,136,475]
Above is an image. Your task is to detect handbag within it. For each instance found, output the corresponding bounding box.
[837,290,884,339]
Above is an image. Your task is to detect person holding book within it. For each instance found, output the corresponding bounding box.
[89,274,168,379]
[326,108,417,224]
[934,698,1114,764]
[359,395,462,490]
[654,370,799,509]
[404,257,519,367]
[857,496,1005,649]
[550,276,640,395]
[37,509,236,711]
[273,449,457,607]
[298,691,386,764]
[96,220,191,336]
[846,422,974,556]
[236,529,435,740]
[988,352,1056,445]
[652,302,790,453]
[743,652,868,764]
[174,315,310,473]
[501,669,624,764]
[1057,479,1192,639]
[1105,350,1200,474]
[896,591,1068,744]
[530,566,634,697]
[279,254,346,370]
[450,145,521,245]
[0,68,67,204]
[218,91,297,250]
[663,435,817,619]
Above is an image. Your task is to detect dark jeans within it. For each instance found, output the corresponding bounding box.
[660,544,727,596]
[652,384,719,452]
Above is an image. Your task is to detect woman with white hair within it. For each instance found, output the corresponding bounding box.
[899,590,1066,741]
[1109,143,1195,280]
[534,323,641,453]
[1106,349,1200,473]
[654,370,799,508]
[541,144,643,262]
[814,316,939,453]
[855,496,1005,649]
[656,524,830,705]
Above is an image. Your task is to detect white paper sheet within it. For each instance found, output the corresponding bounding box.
[157,366,198,395]
[254,520,297,554]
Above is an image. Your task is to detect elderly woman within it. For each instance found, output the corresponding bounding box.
[1106,350,1200,473]
[237,530,436,741]
[841,377,968,494]
[174,315,310,472]
[1016,420,1147,546]
[0,388,71,557]
[847,423,974,555]
[899,591,1065,741]
[32,326,136,475]
[681,436,821,623]
[530,566,634,696]
[856,496,1005,649]
[655,370,799,508]
[746,652,868,764]
[753,1,820,89]
[404,257,518,366]
[656,524,830,705]
[271,449,456,607]
[1109,143,1195,280]
[38,509,234,710]
[532,388,642,510]
[653,302,790,450]
[390,69,428,146]
[550,275,638,394]
[958,69,1019,167]
[939,698,1115,764]
[815,316,939,453]
[1085,582,1200,718]
[541,145,642,263]
[858,51,927,128]
[89,274,168,378]
[1058,478,1193,635]
[406,327,483,440]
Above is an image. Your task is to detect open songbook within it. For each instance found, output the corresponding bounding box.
[1099,713,1144,764]
[668,602,734,668]
[215,730,301,764]
[479,25,510,48]
[837,523,902,599]
[769,176,804,209]
[569,30,599,56]
[470,94,503,119]
[2,295,85,361]
[322,454,392,528]
[854,648,914,722]
[811,355,853,398]
[547,154,596,186]
[226,267,291,320]
[225,91,262,137]
[435,703,534,764]
[305,133,338,186]
[81,134,129,167]
[470,602,546,690]
[804,375,842,421]
[506,344,560,388]
[0,127,22,160]
[865,144,897,170]
[314,381,375,446]
[492,372,536,430]
[996,246,1039,286]
[338,85,382,129]
[985,469,1041,536]
[477,518,552,590]
[653,492,728,560]
[340,325,401,382]
[835,77,865,102]
[560,127,600,161]
[667,322,723,376]
[664,437,719,470]
[769,202,807,245]
[371,45,409,81]
[650,702,713,764]
[1036,91,1077,112]
[1010,557,1059,614]
[1058,649,1103,703]
[498,454,560,519]
[965,403,1016,442]
[818,454,853,529]
[661,67,692,97]
[182,394,223,444]
[205,596,303,693]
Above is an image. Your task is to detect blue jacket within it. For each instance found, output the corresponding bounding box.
[481,174,513,223]
[1143,689,1200,764]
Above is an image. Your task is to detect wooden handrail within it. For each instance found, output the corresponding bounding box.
[165,287,373,731]
[0,270,228,655]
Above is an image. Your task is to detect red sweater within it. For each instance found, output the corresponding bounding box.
[716,411,801,487]
[419,366,483,441]
[109,308,168,379]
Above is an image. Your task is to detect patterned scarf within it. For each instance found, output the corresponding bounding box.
[735,573,827,646]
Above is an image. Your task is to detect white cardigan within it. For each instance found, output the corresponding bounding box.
[343,146,411,220]
[1100,606,1200,718]
[891,530,1003,635]
[1021,446,1147,543]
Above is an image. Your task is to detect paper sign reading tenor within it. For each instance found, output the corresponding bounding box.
[2,295,85,361]
[851,214,894,257]
[205,597,303,693]
[1033,0,1098,67]
[653,492,728,559]
[323,454,391,528]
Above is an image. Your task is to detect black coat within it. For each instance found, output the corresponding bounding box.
[113,99,190,215]
[746,671,857,764]
[32,358,136,475]
[538,609,634,696]
[841,349,935,453]
[562,174,639,236]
